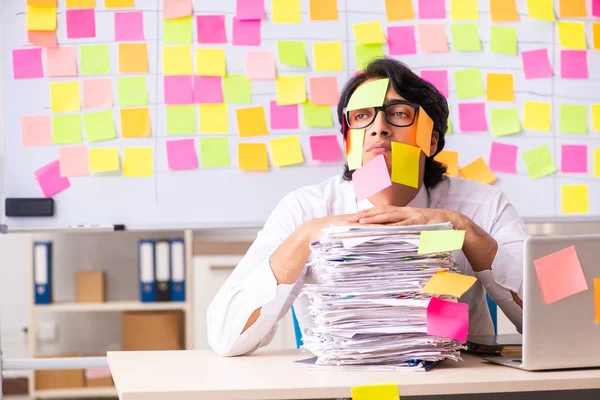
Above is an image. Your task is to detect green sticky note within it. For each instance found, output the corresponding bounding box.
[451,24,481,51]
[454,68,484,99]
[523,145,557,180]
[303,101,333,127]
[52,114,82,144]
[80,44,111,75]
[117,76,148,107]
[560,104,587,134]
[223,74,252,104]
[83,110,117,142]
[164,16,193,44]
[355,44,384,71]
[278,40,307,67]
[346,78,389,111]
[167,105,196,135]
[200,137,231,168]
[490,26,518,55]
[418,230,466,254]
[491,108,521,136]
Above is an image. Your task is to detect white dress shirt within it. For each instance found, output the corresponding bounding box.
[207,175,529,356]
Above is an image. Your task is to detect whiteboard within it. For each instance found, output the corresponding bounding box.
[2,0,600,231]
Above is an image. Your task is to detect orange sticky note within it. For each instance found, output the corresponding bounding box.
[309,0,338,21]
[119,43,148,73]
[421,271,476,297]
[459,157,496,185]
[416,107,433,157]
[486,73,514,102]
[594,278,600,323]
[105,0,134,7]
[352,384,399,400]
[120,107,151,138]
[534,245,588,304]
[66,0,95,7]
[593,23,600,51]
[238,143,269,171]
[28,30,58,47]
[28,0,56,5]
[385,0,414,21]
[559,0,586,18]
[236,106,268,137]
[490,0,518,22]
[435,150,459,176]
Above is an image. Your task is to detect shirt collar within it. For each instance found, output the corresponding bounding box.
[356,184,429,212]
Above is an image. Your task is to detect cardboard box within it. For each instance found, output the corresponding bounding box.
[75,271,106,303]
[85,368,113,387]
[122,311,183,351]
[35,354,85,390]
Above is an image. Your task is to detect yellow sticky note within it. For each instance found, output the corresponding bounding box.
[594,148,600,177]
[459,157,496,185]
[435,150,459,177]
[119,43,148,73]
[163,46,193,75]
[28,0,56,5]
[353,22,387,45]
[196,48,226,76]
[346,128,365,171]
[593,23,600,51]
[270,136,304,167]
[236,106,268,137]
[416,107,433,157]
[272,0,301,23]
[123,147,153,177]
[559,0,587,18]
[27,5,57,32]
[238,143,269,171]
[561,184,589,214]
[558,22,586,50]
[199,104,229,133]
[595,278,600,324]
[89,148,120,172]
[313,42,344,72]
[450,0,479,20]
[421,270,476,297]
[593,104,600,131]
[385,0,414,21]
[351,383,398,400]
[391,142,420,188]
[523,101,551,132]
[527,0,555,21]
[66,0,95,7]
[490,0,518,22]
[120,107,151,138]
[309,0,338,21]
[105,0,134,7]
[486,73,514,102]
[50,81,81,113]
[276,75,306,106]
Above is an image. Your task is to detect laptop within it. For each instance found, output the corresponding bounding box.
[484,234,600,371]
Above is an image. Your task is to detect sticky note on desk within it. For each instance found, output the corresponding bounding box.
[351,383,399,400]
[418,231,466,256]
[35,160,71,198]
[238,143,269,171]
[27,5,57,31]
[352,154,391,202]
[89,148,120,172]
[427,296,469,342]
[236,106,268,137]
[123,147,153,177]
[346,78,388,111]
[534,245,588,304]
[391,142,420,188]
[353,21,386,45]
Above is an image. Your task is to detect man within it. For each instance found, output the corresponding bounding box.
[207,58,528,357]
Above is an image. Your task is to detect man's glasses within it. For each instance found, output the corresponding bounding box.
[344,100,420,130]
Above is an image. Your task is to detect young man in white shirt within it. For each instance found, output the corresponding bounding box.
[208,58,528,357]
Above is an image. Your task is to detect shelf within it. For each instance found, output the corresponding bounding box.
[34,300,188,313]
[33,386,117,399]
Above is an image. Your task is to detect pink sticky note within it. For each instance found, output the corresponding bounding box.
[28,31,58,47]
[560,50,588,79]
[352,154,392,202]
[12,48,43,80]
[166,139,199,170]
[165,75,194,104]
[115,12,144,41]
[521,49,553,80]
[489,142,518,173]
[594,0,600,17]
[83,78,113,109]
[236,0,265,20]
[458,103,488,132]
[193,76,223,104]
[561,144,587,173]
[163,0,192,19]
[420,70,449,98]
[22,116,52,147]
[66,9,96,39]
[427,296,469,342]
[35,160,71,198]
[59,145,89,177]
[418,0,446,19]
[197,15,227,43]
[245,51,276,80]
[310,135,342,162]
[232,18,261,46]
[309,76,339,105]
[270,101,299,130]
[534,245,588,304]
[417,24,448,53]
[46,47,78,77]
[388,26,417,55]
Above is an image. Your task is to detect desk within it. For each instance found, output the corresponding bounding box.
[107,349,600,400]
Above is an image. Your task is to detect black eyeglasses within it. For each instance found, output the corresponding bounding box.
[344,100,420,130]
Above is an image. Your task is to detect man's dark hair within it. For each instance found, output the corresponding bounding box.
[337,57,449,189]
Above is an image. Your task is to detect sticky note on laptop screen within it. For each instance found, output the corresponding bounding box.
[533,245,588,304]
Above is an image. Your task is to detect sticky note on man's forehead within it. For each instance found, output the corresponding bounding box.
[346,78,389,111]
[416,107,434,157]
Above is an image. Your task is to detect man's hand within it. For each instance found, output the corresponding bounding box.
[301,214,359,243]
[352,206,467,229]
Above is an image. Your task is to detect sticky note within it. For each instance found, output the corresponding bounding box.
[89,148,120,172]
[593,104,600,131]
[166,105,196,135]
[115,11,144,41]
[163,46,193,75]
[196,15,227,44]
[50,81,81,113]
[200,137,231,167]
[46,47,77,77]
[273,0,301,23]
[427,296,469,342]
[83,110,117,142]
[123,147,153,177]
[119,43,148,73]
[351,384,399,400]
[595,279,600,324]
[80,44,110,75]
[164,16,193,44]
[458,103,487,132]
[560,50,588,79]
[451,24,481,51]
[303,102,333,127]
[28,31,58,47]
[353,22,386,45]
[355,44,385,70]
[490,0,518,21]
[105,0,135,7]
[52,115,82,144]
[59,146,89,177]
[560,104,587,134]
[347,128,365,170]
[193,76,223,104]
[346,78,389,111]
[66,9,96,38]
[27,5,56,31]
[12,48,44,80]
[562,185,589,214]
[487,73,514,102]
[117,76,148,107]
[595,148,600,177]
[391,142,420,188]
[310,135,341,162]
[386,0,414,21]
[199,104,229,133]
[22,116,52,147]
[166,139,198,170]
[270,101,299,130]
[561,144,587,173]
[435,150,459,176]
[451,0,478,20]
[490,26,518,56]
[246,51,276,80]
[236,0,265,20]
[527,0,556,21]
[232,18,261,46]
[559,0,586,17]
[594,0,600,19]
[521,49,553,79]
[352,154,392,202]
[120,107,152,138]
[310,0,338,20]
[460,157,496,184]
[28,0,56,6]
[594,23,600,50]
[83,78,112,110]
[416,24,448,53]
[417,107,434,156]
[309,76,339,106]
[313,42,343,72]
[421,270,475,296]
[523,101,551,132]
[196,48,226,76]
[237,106,268,137]
[66,0,95,7]
[270,136,304,167]
[223,74,252,103]
[418,0,446,19]
[164,0,192,19]
[278,41,307,67]
[523,145,557,180]
[454,68,484,99]
[534,245,588,304]
[164,75,194,105]
[558,22,586,50]
[388,26,417,55]
[276,75,306,106]
[238,143,269,171]
[420,70,449,98]
[491,108,521,136]
[35,161,71,198]
[490,142,518,173]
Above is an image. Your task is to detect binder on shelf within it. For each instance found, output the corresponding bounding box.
[138,240,156,303]
[170,238,186,302]
[33,241,52,305]
[155,240,171,302]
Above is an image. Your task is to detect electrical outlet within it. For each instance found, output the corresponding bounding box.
[38,321,58,343]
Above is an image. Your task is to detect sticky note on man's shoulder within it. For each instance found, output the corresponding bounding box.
[418,229,465,254]
[421,271,477,298]
[346,78,389,111]
[351,383,399,400]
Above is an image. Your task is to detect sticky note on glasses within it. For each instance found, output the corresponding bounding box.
[391,141,420,188]
[346,78,389,111]
[346,128,365,171]
[416,107,434,157]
